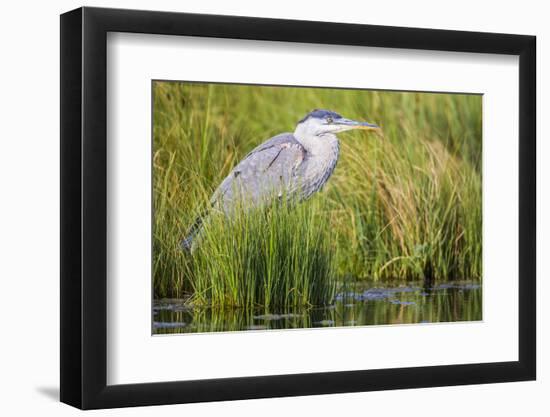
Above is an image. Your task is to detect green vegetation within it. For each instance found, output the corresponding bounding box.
[153,81,482,306]
[187,198,336,308]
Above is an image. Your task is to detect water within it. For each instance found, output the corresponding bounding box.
[152,281,482,334]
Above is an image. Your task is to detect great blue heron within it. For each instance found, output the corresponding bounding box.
[182,109,380,250]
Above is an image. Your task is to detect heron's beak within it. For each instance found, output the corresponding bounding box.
[336,118,380,131]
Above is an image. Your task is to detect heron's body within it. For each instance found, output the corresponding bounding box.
[182,109,379,250]
[212,131,339,212]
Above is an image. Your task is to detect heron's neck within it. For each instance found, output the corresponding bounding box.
[294,129,339,156]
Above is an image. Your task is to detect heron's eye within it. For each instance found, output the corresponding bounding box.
[326,117,333,124]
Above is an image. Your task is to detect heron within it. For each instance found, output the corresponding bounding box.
[182,109,380,250]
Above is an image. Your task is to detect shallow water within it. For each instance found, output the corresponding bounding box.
[152,281,482,334]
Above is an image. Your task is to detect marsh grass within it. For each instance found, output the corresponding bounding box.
[186,197,336,308]
[153,82,482,304]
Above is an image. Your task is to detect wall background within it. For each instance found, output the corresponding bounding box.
[0,1,545,415]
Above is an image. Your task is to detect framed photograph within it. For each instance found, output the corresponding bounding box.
[60,6,536,409]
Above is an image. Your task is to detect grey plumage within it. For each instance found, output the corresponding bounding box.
[211,133,310,211]
[181,109,379,250]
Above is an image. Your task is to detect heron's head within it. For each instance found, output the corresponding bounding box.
[295,109,380,138]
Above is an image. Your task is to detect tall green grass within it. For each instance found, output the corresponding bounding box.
[187,197,336,308]
[153,81,482,303]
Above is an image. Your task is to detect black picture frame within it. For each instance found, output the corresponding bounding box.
[60,6,536,410]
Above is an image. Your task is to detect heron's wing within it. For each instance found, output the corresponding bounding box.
[211,133,306,210]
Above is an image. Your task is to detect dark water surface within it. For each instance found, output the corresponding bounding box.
[153,281,482,334]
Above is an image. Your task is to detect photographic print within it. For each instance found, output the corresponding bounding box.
[152,81,482,334]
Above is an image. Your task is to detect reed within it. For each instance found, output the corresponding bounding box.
[186,197,336,308]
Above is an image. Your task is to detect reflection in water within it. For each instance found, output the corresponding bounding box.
[153,281,482,334]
